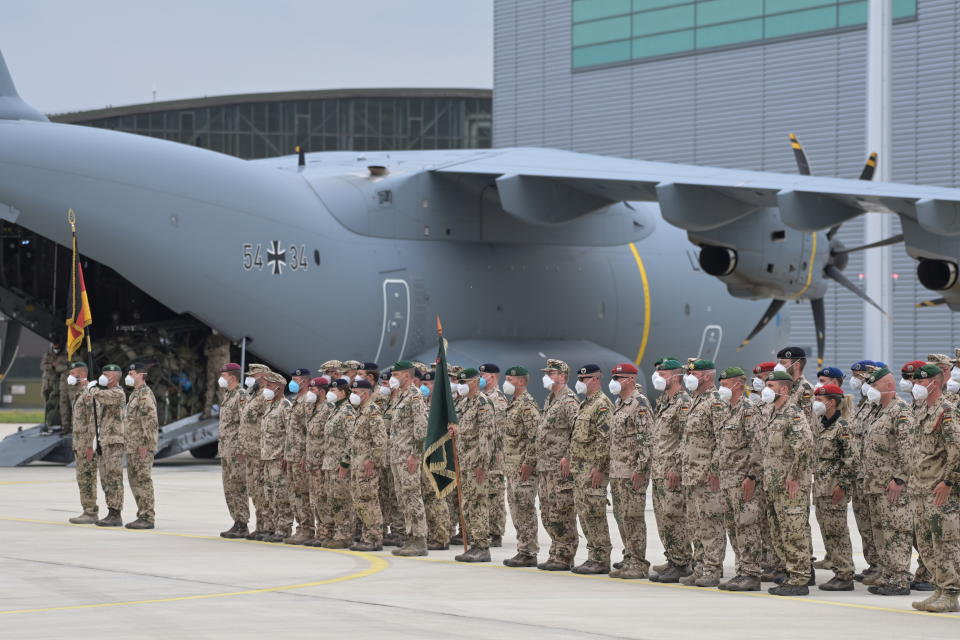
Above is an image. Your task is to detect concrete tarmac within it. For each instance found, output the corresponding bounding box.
[1,455,958,639]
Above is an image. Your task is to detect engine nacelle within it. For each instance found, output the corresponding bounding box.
[917,259,959,292]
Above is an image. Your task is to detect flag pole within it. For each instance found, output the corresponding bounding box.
[438,316,469,553]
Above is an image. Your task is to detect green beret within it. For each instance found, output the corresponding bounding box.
[69,361,88,369]
[101,364,121,372]
[766,371,793,382]
[505,366,528,376]
[392,360,415,371]
[657,358,683,371]
[458,367,479,380]
[915,364,942,379]
[866,367,891,384]
[719,366,746,380]
[686,359,715,371]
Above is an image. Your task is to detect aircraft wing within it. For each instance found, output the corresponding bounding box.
[431,147,960,235]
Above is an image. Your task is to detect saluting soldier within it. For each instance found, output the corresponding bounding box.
[67,362,99,524]
[607,363,653,580]
[501,365,541,568]
[216,363,249,539]
[259,371,291,543]
[449,368,496,563]
[479,363,507,547]
[343,379,387,551]
[90,364,127,527]
[237,363,272,540]
[124,363,159,530]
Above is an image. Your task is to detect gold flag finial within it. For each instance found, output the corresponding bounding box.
[66,208,76,230]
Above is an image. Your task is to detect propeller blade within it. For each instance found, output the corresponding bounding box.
[859,152,878,180]
[789,133,811,176]
[736,299,786,351]
[824,264,888,316]
[916,298,947,308]
[811,297,826,369]
[833,233,904,254]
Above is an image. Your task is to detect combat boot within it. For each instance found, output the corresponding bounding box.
[818,577,854,591]
[455,546,491,563]
[284,529,312,545]
[323,538,350,549]
[220,522,239,538]
[383,532,404,547]
[69,511,99,524]
[912,589,943,611]
[245,529,260,540]
[392,537,428,557]
[925,590,960,613]
[228,523,249,539]
[349,541,383,552]
[125,518,154,530]
[761,568,784,582]
[858,567,881,584]
[265,533,285,543]
[868,584,910,596]
[911,580,936,591]
[609,563,648,580]
[503,552,538,568]
[651,562,689,583]
[572,560,610,575]
[490,535,502,548]
[537,558,572,571]
[813,558,832,570]
[694,573,721,588]
[679,570,702,586]
[450,532,463,546]
[724,576,761,592]
[427,541,449,551]
[652,561,670,574]
[612,561,624,570]
[768,584,809,596]
[95,509,122,527]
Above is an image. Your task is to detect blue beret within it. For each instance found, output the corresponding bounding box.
[874,361,887,369]
[817,366,844,380]
[577,364,601,375]
[850,360,877,372]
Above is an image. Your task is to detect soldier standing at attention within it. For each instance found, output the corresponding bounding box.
[861,367,915,596]
[750,361,779,580]
[479,363,507,547]
[90,365,127,528]
[715,367,763,592]
[202,331,230,419]
[678,359,726,587]
[649,358,693,583]
[217,363,249,539]
[322,378,357,548]
[123,363,158,529]
[811,384,856,591]
[343,379,387,551]
[385,361,430,557]
[928,354,960,407]
[848,360,882,582]
[501,365,541,568]
[761,371,816,596]
[910,364,960,613]
[283,368,314,545]
[237,364,272,540]
[450,368,496,563]
[67,362,98,524]
[568,364,615,575]
[776,347,816,427]
[901,361,936,592]
[536,359,580,571]
[303,376,333,546]
[607,363,653,580]
[258,371,291,543]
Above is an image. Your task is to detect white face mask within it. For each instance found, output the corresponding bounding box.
[354,375,365,382]
[574,380,588,395]
[866,386,881,404]
[262,388,275,401]
[326,391,338,403]
[124,375,135,387]
[305,391,318,404]
[651,372,666,391]
[542,374,554,391]
[349,393,362,406]
[218,376,229,389]
[898,377,913,392]
[683,373,698,392]
[717,385,732,403]
[98,374,109,387]
[748,393,762,406]
[912,383,929,402]
[751,377,764,392]
[761,387,776,404]
[861,382,872,398]
[389,376,400,389]
[244,376,255,388]
[774,363,789,373]
[948,379,960,394]
[502,380,516,396]
[456,383,470,396]
[849,377,863,391]
[608,379,622,395]
[67,374,78,386]
[812,400,827,416]
[952,366,960,382]
[813,382,823,391]
[379,385,391,396]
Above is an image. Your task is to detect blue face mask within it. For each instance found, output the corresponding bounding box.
[288,380,300,393]
[479,377,487,389]
[420,384,430,397]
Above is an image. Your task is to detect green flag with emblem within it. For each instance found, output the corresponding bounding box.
[423,317,459,498]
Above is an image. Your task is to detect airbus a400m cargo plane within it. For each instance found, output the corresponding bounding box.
[1,48,959,417]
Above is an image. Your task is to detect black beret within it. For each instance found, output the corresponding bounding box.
[331,378,350,389]
[577,364,601,376]
[422,371,435,381]
[379,369,392,381]
[290,368,312,377]
[478,363,500,373]
[361,362,379,371]
[777,347,806,359]
[351,379,372,389]
[128,362,151,371]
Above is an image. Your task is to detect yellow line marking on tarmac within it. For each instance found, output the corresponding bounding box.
[628,242,652,366]
[0,516,388,616]
[381,553,960,620]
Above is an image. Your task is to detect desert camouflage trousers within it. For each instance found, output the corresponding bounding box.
[685,484,725,578]
[652,479,691,567]
[538,470,578,563]
[813,494,854,580]
[723,486,762,578]
[73,449,98,513]
[286,462,313,536]
[351,469,383,545]
[98,444,124,511]
[766,488,813,587]
[461,469,491,549]
[243,458,267,532]
[505,467,539,555]
[918,494,960,591]
[126,452,155,521]
[611,478,648,572]
[867,491,913,589]
[391,462,427,539]
[220,455,249,524]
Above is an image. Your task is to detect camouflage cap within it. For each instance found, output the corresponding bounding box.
[657,358,684,371]
[766,371,793,382]
[447,364,464,377]
[541,359,569,374]
[866,368,891,384]
[342,360,362,370]
[915,364,943,379]
[320,360,343,371]
[927,353,953,366]
[246,363,271,375]
[262,371,285,385]
[686,359,715,371]
[505,366,528,376]
[458,367,480,380]
[719,366,746,380]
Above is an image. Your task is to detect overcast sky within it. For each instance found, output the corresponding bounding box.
[1,0,493,114]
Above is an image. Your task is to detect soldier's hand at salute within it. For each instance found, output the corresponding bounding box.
[787,479,799,499]
[933,481,951,507]
[520,463,533,482]
[742,476,755,501]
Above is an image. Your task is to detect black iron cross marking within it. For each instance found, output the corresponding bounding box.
[267,240,286,275]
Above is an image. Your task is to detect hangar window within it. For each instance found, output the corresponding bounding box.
[571,0,917,70]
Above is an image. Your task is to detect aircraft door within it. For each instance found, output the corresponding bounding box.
[375,278,410,365]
